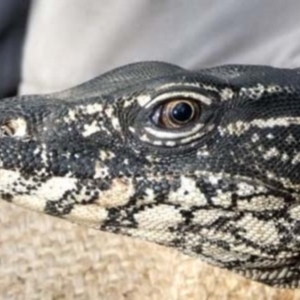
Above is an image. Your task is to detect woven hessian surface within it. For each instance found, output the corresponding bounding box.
[1,202,300,299]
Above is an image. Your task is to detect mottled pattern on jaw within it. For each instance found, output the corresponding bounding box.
[2,62,300,288]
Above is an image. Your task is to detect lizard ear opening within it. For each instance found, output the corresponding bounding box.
[0,118,27,138]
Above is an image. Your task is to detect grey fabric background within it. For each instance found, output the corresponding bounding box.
[20,0,300,94]
[0,0,30,97]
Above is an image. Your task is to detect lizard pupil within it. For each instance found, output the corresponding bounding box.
[151,98,200,128]
[171,102,193,123]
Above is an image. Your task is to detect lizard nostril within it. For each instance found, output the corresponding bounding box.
[1,118,27,138]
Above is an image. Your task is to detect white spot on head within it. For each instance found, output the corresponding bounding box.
[82,120,100,137]
[240,84,265,99]
[129,127,136,133]
[153,140,163,146]
[140,134,150,142]
[226,121,250,136]
[64,110,77,123]
[266,85,282,93]
[168,176,207,207]
[286,134,296,144]
[220,88,234,101]
[196,150,210,158]
[99,150,115,161]
[236,182,266,197]
[137,94,151,106]
[263,147,280,160]
[251,133,259,143]
[94,163,110,179]
[83,103,103,114]
[105,107,114,118]
[292,153,300,165]
[165,141,176,147]
[41,143,48,165]
[111,117,121,131]
[266,171,276,179]
[281,153,289,162]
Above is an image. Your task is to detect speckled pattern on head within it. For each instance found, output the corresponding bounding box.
[2,61,300,288]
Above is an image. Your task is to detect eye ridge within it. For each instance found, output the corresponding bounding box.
[152,99,201,129]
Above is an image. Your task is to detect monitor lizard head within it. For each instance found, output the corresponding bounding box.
[1,61,300,287]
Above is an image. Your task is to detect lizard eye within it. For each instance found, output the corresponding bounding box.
[151,99,201,128]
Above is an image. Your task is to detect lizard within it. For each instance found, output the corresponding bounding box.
[1,61,300,288]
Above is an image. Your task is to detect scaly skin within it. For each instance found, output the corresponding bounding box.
[2,61,300,287]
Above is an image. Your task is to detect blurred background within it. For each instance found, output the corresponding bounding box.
[0,0,30,98]
[1,1,300,299]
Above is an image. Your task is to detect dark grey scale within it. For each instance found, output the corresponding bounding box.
[172,232,233,261]
[238,265,300,288]
[46,147,97,178]
[74,179,104,201]
[109,154,149,179]
[251,207,289,222]
[82,185,100,201]
[118,178,155,209]
[155,178,171,194]
[45,199,74,217]
[100,224,123,235]
[151,181,171,203]
[130,178,150,199]
[214,179,238,193]
[1,193,13,202]
[0,140,44,172]
[204,213,242,231]
[45,196,77,217]
[179,209,194,224]
[235,90,300,120]
[19,149,46,173]
[283,220,300,246]
[276,221,296,245]
[102,206,139,229]
[222,128,300,187]
[13,177,42,193]
[194,178,219,203]
[205,152,283,194]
